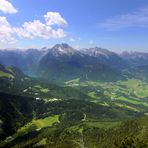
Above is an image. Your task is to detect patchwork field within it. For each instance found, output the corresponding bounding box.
[65,78,148,113]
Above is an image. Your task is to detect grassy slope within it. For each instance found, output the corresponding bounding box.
[2,115,148,148]
[0,66,92,101]
[0,65,148,147]
[0,71,14,78]
[17,115,59,136]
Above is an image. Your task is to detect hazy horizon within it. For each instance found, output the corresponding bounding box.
[0,43,148,54]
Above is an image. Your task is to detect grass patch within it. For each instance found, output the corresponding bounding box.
[119,79,148,98]
[0,71,14,78]
[66,125,83,134]
[35,138,47,146]
[34,85,49,93]
[88,92,98,99]
[114,103,139,112]
[17,115,59,135]
[117,96,148,107]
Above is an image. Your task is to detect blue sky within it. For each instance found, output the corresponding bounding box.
[0,0,148,52]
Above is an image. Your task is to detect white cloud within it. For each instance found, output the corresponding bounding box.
[15,20,66,39]
[0,16,15,43]
[14,27,33,39]
[14,12,67,39]
[0,12,67,43]
[0,0,17,14]
[44,12,67,26]
[69,38,75,42]
[100,6,148,31]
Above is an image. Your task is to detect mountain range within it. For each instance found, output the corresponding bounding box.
[0,43,147,83]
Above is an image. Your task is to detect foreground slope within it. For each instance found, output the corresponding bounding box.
[1,99,147,148]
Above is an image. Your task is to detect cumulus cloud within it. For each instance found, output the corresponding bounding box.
[44,12,67,26]
[14,12,67,39]
[100,6,148,31]
[0,12,67,43]
[0,0,17,14]
[0,16,15,43]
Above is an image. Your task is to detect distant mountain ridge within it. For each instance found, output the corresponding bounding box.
[0,44,147,70]
[47,43,81,57]
[0,48,47,76]
[80,47,127,69]
[121,51,148,67]
[39,44,125,83]
[0,44,148,83]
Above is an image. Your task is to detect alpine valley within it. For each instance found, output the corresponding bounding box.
[0,44,148,148]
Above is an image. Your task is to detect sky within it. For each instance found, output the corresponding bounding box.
[0,0,148,52]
